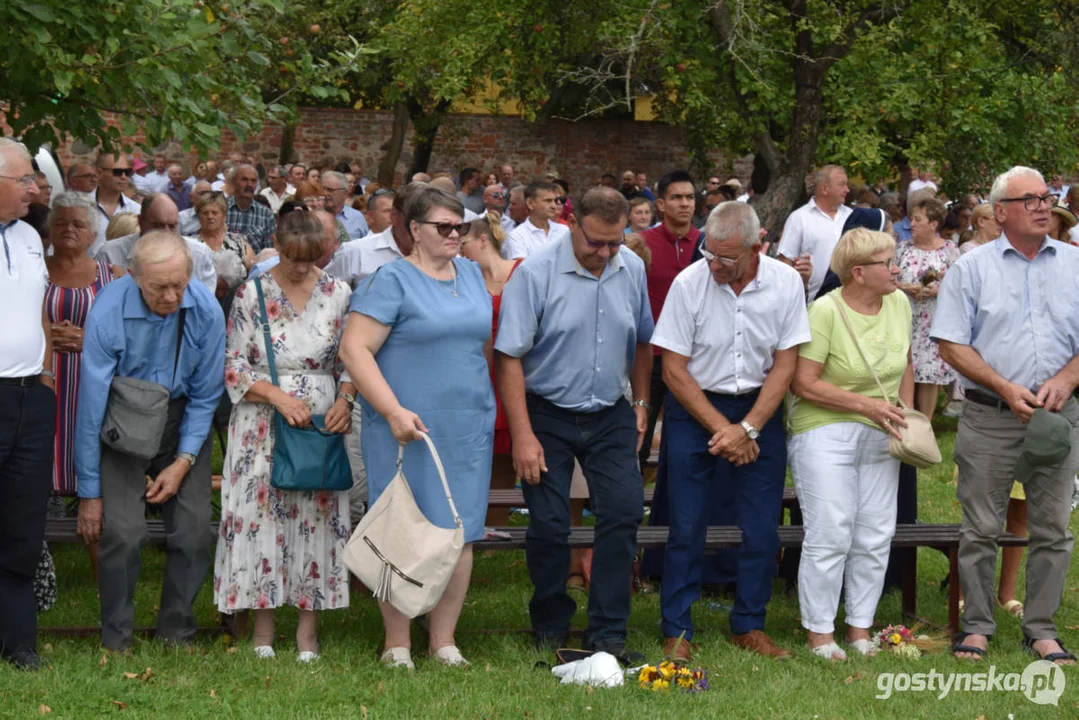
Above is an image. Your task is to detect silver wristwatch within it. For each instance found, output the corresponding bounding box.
[338,391,356,406]
[177,452,197,466]
[740,420,759,440]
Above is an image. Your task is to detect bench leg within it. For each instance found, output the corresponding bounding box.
[948,548,960,634]
[899,547,917,617]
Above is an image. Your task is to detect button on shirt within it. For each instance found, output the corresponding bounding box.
[74,276,225,499]
[325,226,405,288]
[226,197,276,253]
[501,218,571,260]
[92,189,141,258]
[776,198,853,299]
[642,223,701,355]
[95,233,218,295]
[495,236,654,412]
[0,220,48,377]
[651,256,811,393]
[931,235,1079,394]
[337,205,369,240]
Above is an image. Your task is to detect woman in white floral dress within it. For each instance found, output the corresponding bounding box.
[895,196,959,422]
[213,212,357,662]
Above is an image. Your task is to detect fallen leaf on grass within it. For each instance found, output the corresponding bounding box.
[1067,625,1079,631]
[43,644,53,652]
[586,686,594,695]
[377,681,384,692]
[485,663,491,672]
[226,646,238,655]
[209,689,217,699]
[38,706,51,715]
[111,701,127,710]
[361,706,367,719]
[122,672,139,680]
[99,654,109,668]
[140,668,154,682]
[844,673,863,685]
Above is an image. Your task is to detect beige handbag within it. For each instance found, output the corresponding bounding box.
[343,432,464,618]
[833,298,942,468]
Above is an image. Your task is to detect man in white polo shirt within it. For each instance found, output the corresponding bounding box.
[0,138,57,671]
[500,181,570,260]
[652,201,810,662]
[777,165,852,299]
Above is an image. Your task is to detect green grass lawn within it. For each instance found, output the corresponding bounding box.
[4,428,1079,718]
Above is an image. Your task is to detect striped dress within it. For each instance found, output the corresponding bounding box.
[44,259,117,495]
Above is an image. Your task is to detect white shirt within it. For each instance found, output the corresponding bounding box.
[651,256,811,394]
[178,207,201,236]
[463,207,484,222]
[260,184,295,214]
[1070,224,1079,245]
[907,178,938,197]
[91,189,141,258]
[501,218,570,260]
[94,233,218,295]
[324,226,405,288]
[499,212,516,235]
[0,220,48,376]
[776,198,853,299]
[144,170,170,193]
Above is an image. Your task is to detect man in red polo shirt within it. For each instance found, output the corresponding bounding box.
[641,170,699,467]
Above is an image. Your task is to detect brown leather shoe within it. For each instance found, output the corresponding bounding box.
[663,636,693,663]
[731,630,792,660]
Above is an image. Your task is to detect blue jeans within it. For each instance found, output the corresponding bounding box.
[660,390,785,639]
[523,395,643,648]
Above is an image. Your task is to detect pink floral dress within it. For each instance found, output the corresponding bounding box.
[896,240,960,385]
[213,271,352,612]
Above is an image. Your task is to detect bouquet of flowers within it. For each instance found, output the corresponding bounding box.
[875,624,948,657]
[637,661,708,692]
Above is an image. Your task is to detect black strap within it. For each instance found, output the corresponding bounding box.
[172,308,187,386]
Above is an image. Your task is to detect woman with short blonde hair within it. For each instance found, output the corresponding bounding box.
[789,227,915,661]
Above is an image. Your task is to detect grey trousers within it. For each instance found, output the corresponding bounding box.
[98,399,213,650]
[954,399,1079,639]
[345,403,367,528]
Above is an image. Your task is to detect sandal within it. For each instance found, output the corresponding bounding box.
[567,572,587,594]
[848,638,876,657]
[952,632,989,661]
[809,642,847,661]
[431,645,470,667]
[998,599,1024,619]
[380,646,415,670]
[1022,635,1077,664]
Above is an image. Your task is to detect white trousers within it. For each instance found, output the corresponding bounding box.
[789,421,899,633]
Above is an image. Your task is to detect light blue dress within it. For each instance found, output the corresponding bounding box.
[351,258,495,542]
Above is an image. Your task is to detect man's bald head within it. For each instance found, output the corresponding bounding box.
[428,176,457,195]
[139,193,180,235]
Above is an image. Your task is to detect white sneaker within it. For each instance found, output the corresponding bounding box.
[431,645,470,667]
[380,646,415,670]
[253,645,276,659]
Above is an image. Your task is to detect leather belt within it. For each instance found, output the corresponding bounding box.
[0,374,40,387]
[965,388,1011,411]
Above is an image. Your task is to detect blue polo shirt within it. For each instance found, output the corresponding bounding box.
[495,235,653,412]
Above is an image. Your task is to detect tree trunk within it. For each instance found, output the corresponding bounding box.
[377,101,410,186]
[278,122,297,165]
[407,99,451,178]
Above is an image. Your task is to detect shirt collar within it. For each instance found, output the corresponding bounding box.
[656,222,700,244]
[0,219,19,233]
[998,232,1055,259]
[555,234,624,278]
[121,274,197,319]
[373,228,404,256]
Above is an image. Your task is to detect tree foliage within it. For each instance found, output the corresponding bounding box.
[0,0,341,154]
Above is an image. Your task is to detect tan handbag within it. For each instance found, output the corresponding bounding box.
[342,432,464,618]
[833,297,942,468]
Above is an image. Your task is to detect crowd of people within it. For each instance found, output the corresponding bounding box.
[3,134,1079,674]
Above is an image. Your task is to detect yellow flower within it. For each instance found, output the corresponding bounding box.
[659,661,677,680]
[651,679,669,691]
[889,633,902,645]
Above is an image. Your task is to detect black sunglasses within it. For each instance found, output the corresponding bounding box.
[110,168,134,177]
[421,221,471,238]
[554,196,566,204]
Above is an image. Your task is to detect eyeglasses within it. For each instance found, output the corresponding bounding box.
[554,196,566,204]
[998,193,1056,212]
[579,224,624,250]
[370,188,395,198]
[859,258,897,270]
[0,174,38,188]
[421,221,472,238]
[109,168,134,177]
[698,241,743,267]
[490,192,504,199]
[324,186,347,194]
[69,172,98,181]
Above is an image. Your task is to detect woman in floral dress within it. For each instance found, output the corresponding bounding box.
[213,212,357,662]
[896,196,959,422]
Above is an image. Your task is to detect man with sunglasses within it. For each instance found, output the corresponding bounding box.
[933,166,1079,665]
[483,183,515,235]
[92,152,141,257]
[652,201,809,662]
[501,181,570,260]
[496,186,653,660]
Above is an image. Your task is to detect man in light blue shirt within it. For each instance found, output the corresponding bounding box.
[322,171,368,240]
[932,166,1079,664]
[75,232,225,651]
[495,186,653,658]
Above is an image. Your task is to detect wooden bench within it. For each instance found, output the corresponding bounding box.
[487,486,800,509]
[45,516,1024,633]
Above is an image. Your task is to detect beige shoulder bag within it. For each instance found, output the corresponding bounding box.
[833,297,942,468]
[343,432,465,618]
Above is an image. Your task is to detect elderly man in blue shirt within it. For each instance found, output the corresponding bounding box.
[496,186,653,659]
[933,166,1079,665]
[75,232,225,652]
[322,170,368,240]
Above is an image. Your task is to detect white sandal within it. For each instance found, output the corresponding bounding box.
[848,638,876,657]
[431,645,470,667]
[297,650,320,664]
[253,645,276,659]
[380,646,415,670]
[810,642,847,661]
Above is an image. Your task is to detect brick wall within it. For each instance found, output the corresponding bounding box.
[47,107,747,193]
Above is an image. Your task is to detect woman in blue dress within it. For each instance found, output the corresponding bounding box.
[340,186,495,670]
